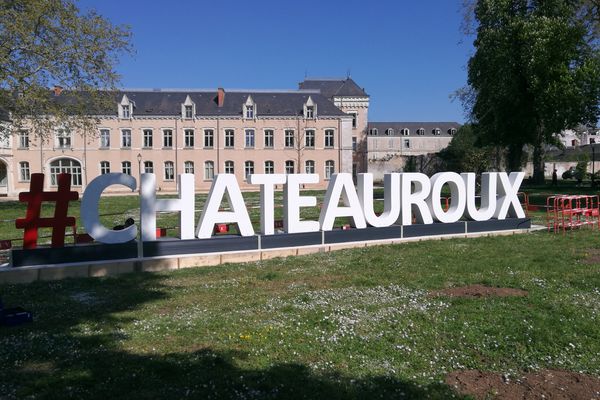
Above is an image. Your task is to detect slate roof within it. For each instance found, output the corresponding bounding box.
[55,89,349,118]
[298,78,369,98]
[368,122,461,137]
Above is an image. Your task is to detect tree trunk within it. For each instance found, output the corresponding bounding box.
[506,143,524,172]
[532,143,546,184]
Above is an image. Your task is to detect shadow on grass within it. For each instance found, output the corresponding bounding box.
[0,272,465,399]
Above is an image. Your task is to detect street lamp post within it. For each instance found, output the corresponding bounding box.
[592,145,596,188]
[136,153,143,259]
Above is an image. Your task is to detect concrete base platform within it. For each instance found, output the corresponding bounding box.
[0,225,543,285]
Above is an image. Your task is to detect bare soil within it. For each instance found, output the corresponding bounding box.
[431,284,528,298]
[446,369,600,399]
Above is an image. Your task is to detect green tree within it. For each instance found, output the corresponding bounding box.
[462,0,600,183]
[0,0,131,138]
[439,124,493,174]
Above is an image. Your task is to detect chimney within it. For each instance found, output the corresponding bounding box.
[53,85,63,96]
[217,88,225,107]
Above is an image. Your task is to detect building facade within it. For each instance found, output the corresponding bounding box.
[0,77,461,196]
[0,87,354,196]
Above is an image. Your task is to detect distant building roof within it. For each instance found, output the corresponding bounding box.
[55,89,348,118]
[299,78,369,98]
[368,122,461,137]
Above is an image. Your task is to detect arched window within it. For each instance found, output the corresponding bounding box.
[417,128,425,135]
[122,161,131,175]
[264,160,274,174]
[432,128,441,135]
[448,128,457,135]
[285,160,295,174]
[401,128,410,136]
[184,161,194,174]
[204,161,214,180]
[325,160,335,179]
[164,161,174,180]
[305,160,315,174]
[244,161,254,180]
[100,161,110,175]
[224,160,234,174]
[50,158,82,186]
[144,161,154,174]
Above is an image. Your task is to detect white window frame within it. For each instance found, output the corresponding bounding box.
[325,160,335,180]
[324,129,334,148]
[204,161,214,180]
[305,160,315,174]
[285,160,295,174]
[99,129,110,148]
[164,161,175,180]
[305,129,315,148]
[19,161,30,181]
[163,129,173,148]
[121,129,132,148]
[224,160,234,174]
[184,161,194,174]
[143,129,153,148]
[224,129,235,148]
[264,129,274,148]
[284,129,295,148]
[245,129,255,148]
[122,161,131,175]
[144,161,154,174]
[264,160,274,174]
[204,129,214,148]
[244,161,254,180]
[184,129,195,148]
[100,161,110,175]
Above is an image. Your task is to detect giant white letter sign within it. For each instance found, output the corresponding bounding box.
[494,172,526,219]
[196,174,254,239]
[284,174,320,234]
[141,173,195,240]
[249,174,287,235]
[427,172,466,223]
[400,173,433,225]
[462,172,497,221]
[319,173,367,231]
[358,173,401,227]
[81,173,137,244]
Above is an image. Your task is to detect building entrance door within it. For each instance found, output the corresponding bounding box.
[0,162,7,196]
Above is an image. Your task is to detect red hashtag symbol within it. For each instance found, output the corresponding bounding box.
[16,173,79,249]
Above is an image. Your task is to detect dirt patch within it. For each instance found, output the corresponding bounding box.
[431,284,528,298]
[446,369,600,399]
[582,249,600,264]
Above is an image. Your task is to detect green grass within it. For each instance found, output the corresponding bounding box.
[1,230,599,398]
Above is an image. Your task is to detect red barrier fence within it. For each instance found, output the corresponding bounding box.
[546,195,600,233]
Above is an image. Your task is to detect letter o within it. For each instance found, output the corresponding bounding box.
[427,172,466,223]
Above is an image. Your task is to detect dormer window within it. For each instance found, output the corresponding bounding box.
[182,95,195,119]
[244,95,256,119]
[401,128,410,136]
[119,94,133,119]
[433,128,441,135]
[386,128,394,135]
[417,128,425,135]
[303,96,317,119]
[448,128,457,135]
[370,128,378,135]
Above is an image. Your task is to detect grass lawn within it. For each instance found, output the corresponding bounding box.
[0,230,599,398]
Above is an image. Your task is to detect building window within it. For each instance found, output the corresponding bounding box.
[352,137,357,151]
[122,161,131,175]
[144,161,154,174]
[203,129,214,148]
[404,139,411,148]
[245,104,254,119]
[121,129,131,148]
[100,161,110,175]
[264,129,274,148]
[164,161,174,180]
[99,129,110,148]
[417,128,425,135]
[369,128,378,135]
[386,128,394,135]
[143,129,153,148]
[163,129,173,148]
[264,160,274,174]
[448,128,457,135]
[185,105,193,119]
[285,130,295,148]
[305,130,315,148]
[19,161,30,181]
[325,129,334,148]
[349,112,357,128]
[285,160,295,174]
[306,105,314,119]
[204,161,214,180]
[432,128,441,135]
[245,129,255,148]
[225,160,234,174]
[122,104,130,118]
[184,161,194,174]
[55,128,72,149]
[184,129,195,148]
[325,160,335,180]
[244,161,254,180]
[305,160,315,174]
[19,130,29,148]
[401,128,410,136]
[225,129,235,148]
[50,158,82,186]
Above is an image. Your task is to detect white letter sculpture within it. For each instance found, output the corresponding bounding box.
[249,174,287,235]
[319,173,367,231]
[284,174,320,233]
[400,173,433,225]
[427,172,466,223]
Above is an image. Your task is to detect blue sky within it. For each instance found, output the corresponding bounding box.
[80,0,472,123]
